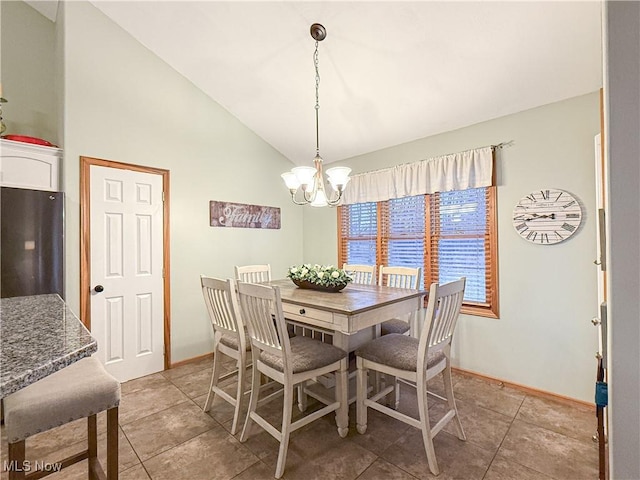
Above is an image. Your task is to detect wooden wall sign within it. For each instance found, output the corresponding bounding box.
[210,201,281,229]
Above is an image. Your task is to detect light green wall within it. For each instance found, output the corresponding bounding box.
[56,1,303,362]
[305,93,600,402]
[0,0,58,143]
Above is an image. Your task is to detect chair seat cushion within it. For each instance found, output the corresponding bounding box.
[4,356,121,443]
[220,331,252,351]
[260,336,347,374]
[356,334,445,372]
[380,318,411,335]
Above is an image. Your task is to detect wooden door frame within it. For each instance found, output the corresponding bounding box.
[80,156,171,370]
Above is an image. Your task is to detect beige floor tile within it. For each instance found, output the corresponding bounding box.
[0,367,602,480]
[358,458,418,480]
[498,419,598,480]
[516,395,596,443]
[119,382,190,425]
[168,367,215,399]
[281,441,376,480]
[381,428,493,479]
[236,392,325,461]
[122,402,218,461]
[120,464,152,480]
[441,397,512,454]
[192,371,251,427]
[234,422,281,461]
[270,419,377,480]
[231,460,279,480]
[121,373,168,396]
[99,427,141,472]
[484,453,555,480]
[142,428,259,480]
[347,405,412,456]
[161,356,213,382]
[453,374,526,418]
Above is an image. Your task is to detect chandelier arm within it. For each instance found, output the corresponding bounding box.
[290,191,313,206]
[326,186,344,205]
[302,180,319,203]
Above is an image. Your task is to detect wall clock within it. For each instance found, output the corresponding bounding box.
[512,189,582,244]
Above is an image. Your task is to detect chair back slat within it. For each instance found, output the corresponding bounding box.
[379,266,421,289]
[235,264,272,283]
[418,278,466,371]
[237,281,291,362]
[201,276,244,339]
[343,264,376,285]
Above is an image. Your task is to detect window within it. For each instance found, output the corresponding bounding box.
[338,186,498,318]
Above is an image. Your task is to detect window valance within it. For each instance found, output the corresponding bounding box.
[341,146,494,205]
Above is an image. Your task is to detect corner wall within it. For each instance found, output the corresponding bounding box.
[305,93,600,402]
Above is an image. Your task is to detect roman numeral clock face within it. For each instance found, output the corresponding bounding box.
[512,189,582,245]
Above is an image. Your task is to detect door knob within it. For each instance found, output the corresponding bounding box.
[94,285,104,293]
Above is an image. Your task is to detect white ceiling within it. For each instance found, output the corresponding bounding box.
[31,1,603,165]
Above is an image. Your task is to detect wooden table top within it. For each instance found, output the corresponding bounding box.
[263,279,427,315]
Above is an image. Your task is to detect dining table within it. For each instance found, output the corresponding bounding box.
[263,279,427,353]
[260,279,427,407]
[0,294,98,399]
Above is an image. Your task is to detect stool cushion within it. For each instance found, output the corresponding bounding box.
[356,333,445,372]
[220,331,252,351]
[380,318,411,335]
[4,357,121,443]
[259,336,347,374]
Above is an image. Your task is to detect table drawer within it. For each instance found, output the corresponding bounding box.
[282,303,334,326]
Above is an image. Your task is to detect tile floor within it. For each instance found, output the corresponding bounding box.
[1,355,599,479]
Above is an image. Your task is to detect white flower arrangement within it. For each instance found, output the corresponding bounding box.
[287,264,352,287]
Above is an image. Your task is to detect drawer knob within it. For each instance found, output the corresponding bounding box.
[299,308,306,315]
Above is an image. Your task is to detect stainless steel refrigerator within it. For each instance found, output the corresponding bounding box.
[1,187,64,298]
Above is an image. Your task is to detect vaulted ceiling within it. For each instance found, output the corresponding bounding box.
[30,1,603,164]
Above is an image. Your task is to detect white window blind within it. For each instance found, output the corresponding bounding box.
[339,202,378,266]
[428,187,491,304]
[382,195,426,271]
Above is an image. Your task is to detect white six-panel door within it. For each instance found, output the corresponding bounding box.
[90,165,165,382]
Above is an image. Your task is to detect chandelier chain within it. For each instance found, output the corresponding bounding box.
[314,40,321,157]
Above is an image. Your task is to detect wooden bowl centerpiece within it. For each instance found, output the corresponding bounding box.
[287,264,352,293]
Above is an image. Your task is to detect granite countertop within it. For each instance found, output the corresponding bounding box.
[0,294,97,398]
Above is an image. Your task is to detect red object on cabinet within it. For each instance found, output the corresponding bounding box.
[1,134,58,147]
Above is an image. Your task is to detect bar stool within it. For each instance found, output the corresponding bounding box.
[4,356,121,480]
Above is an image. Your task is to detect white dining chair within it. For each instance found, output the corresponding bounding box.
[235,264,271,283]
[378,265,422,336]
[343,263,377,285]
[237,281,349,479]
[200,276,251,435]
[355,278,466,476]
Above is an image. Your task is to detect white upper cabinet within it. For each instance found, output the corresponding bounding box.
[0,139,62,191]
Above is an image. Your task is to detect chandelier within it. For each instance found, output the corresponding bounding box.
[281,23,351,207]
